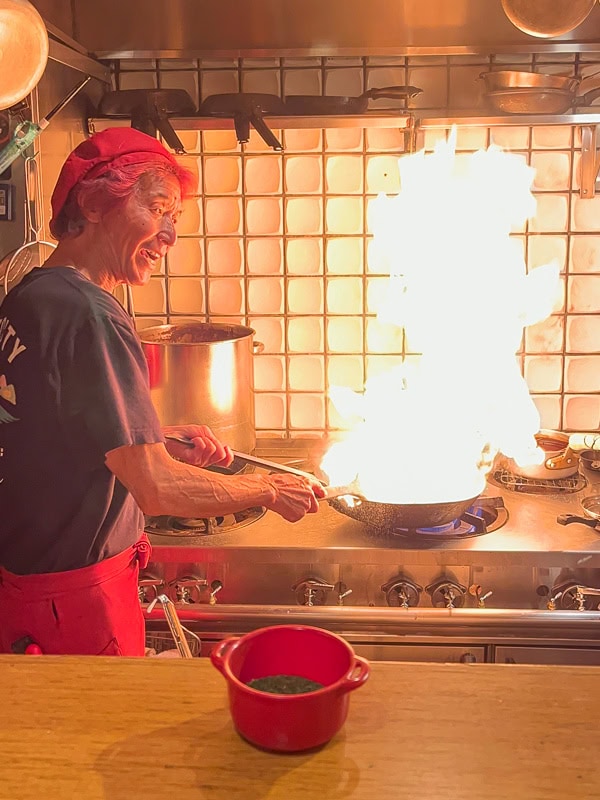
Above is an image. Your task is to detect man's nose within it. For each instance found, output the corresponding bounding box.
[158,215,177,246]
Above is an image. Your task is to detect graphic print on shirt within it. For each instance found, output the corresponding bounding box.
[0,316,26,425]
[0,375,17,423]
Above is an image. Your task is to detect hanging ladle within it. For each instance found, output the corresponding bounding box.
[146,594,195,658]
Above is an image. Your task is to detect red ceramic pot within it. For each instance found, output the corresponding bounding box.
[210,624,370,752]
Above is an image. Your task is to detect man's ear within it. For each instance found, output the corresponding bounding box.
[77,187,103,223]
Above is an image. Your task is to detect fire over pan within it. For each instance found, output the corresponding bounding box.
[165,434,478,529]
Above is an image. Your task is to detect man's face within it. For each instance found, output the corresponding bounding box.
[99,172,182,286]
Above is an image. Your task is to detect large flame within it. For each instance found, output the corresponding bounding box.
[321,129,560,503]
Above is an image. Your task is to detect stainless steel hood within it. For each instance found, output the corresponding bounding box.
[72,0,600,59]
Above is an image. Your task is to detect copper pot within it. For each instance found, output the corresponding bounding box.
[503,429,580,480]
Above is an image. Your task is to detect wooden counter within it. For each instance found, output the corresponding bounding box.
[1,655,598,799]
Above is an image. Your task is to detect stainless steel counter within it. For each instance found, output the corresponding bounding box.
[148,475,600,568]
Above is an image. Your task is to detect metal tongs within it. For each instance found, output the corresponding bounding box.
[164,434,354,500]
[146,593,198,658]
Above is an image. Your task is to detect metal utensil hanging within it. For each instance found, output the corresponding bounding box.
[146,594,198,658]
[0,76,91,176]
[0,153,55,295]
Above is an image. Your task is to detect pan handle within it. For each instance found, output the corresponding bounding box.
[249,109,283,151]
[233,112,250,144]
[557,514,600,530]
[578,86,600,106]
[365,85,423,101]
[164,433,323,481]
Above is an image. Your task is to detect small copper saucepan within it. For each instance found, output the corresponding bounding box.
[502,429,580,480]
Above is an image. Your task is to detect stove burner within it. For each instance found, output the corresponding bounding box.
[374,497,507,540]
[490,468,586,495]
[145,506,266,536]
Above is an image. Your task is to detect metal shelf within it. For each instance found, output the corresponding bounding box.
[90,114,414,131]
[417,113,600,128]
[88,112,600,198]
[90,111,600,131]
[45,20,112,85]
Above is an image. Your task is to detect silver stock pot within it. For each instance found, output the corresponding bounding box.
[139,322,263,453]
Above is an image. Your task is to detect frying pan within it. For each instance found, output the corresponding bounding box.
[284,85,422,116]
[198,93,285,151]
[327,494,479,530]
[99,89,196,154]
[480,70,600,114]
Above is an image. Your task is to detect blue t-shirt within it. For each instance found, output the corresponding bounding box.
[0,267,163,574]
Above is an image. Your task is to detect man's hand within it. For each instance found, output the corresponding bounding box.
[263,474,326,522]
[163,424,233,468]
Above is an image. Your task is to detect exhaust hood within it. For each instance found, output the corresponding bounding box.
[72,0,600,59]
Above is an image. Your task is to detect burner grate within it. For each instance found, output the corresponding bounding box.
[145,506,266,536]
[366,497,508,541]
[490,468,586,495]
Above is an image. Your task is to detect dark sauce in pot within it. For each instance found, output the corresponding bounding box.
[247,675,324,694]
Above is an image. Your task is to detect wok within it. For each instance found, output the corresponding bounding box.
[284,85,422,116]
[480,70,600,114]
[327,494,479,530]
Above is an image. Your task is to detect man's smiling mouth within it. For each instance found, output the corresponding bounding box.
[140,248,162,263]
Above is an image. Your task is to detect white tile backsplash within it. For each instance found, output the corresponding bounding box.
[107,53,600,435]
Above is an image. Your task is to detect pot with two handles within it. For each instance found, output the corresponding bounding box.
[139,322,263,454]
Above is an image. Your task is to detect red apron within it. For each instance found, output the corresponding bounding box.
[0,535,151,657]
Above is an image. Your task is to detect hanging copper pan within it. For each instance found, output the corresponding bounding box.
[0,0,49,110]
[500,0,597,38]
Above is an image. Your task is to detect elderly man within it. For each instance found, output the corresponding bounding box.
[0,128,323,656]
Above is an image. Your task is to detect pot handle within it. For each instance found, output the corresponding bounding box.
[544,446,579,471]
[338,656,371,693]
[210,636,240,673]
[253,340,264,354]
[578,86,600,106]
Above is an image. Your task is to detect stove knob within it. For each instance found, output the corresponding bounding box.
[291,578,335,606]
[381,578,422,608]
[558,584,600,611]
[170,575,208,604]
[426,580,467,609]
[138,574,164,604]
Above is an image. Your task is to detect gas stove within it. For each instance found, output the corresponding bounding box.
[142,440,600,665]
